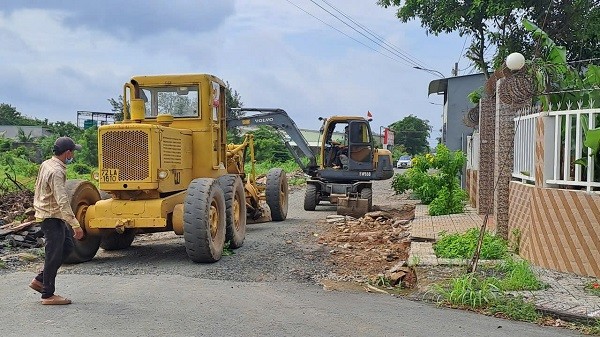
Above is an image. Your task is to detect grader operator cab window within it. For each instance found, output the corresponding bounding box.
[141,86,200,118]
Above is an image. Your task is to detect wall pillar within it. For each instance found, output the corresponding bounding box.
[494,78,529,239]
[477,96,496,215]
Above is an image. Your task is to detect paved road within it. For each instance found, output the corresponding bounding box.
[1,271,578,337]
[0,177,579,337]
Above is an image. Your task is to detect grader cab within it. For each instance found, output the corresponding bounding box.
[66,74,288,264]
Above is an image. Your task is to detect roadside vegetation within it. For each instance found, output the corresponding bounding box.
[426,229,562,325]
[392,143,467,215]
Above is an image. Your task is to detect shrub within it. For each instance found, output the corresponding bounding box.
[391,144,467,215]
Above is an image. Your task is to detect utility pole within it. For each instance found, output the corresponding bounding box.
[451,62,459,76]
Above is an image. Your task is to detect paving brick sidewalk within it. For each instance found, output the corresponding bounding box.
[409,204,600,321]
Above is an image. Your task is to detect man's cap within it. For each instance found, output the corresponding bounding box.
[53,136,82,154]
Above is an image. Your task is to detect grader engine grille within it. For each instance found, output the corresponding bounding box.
[162,136,182,165]
[101,130,150,181]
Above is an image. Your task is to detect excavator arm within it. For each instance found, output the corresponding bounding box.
[227,108,318,176]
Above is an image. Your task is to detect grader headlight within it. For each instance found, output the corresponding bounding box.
[157,169,169,180]
[92,171,100,181]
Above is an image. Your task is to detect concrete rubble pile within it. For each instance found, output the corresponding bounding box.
[317,204,417,287]
[0,190,43,252]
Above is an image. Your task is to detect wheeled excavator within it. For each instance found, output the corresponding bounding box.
[227,108,394,216]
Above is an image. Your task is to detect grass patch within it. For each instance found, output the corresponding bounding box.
[488,295,541,322]
[222,241,234,256]
[429,273,500,308]
[428,258,546,323]
[493,258,546,291]
[584,319,600,335]
[19,252,40,262]
[433,228,507,260]
[248,159,300,176]
[288,176,306,186]
[585,280,600,296]
[0,259,6,269]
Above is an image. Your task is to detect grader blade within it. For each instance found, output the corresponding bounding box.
[246,201,272,224]
[336,196,369,218]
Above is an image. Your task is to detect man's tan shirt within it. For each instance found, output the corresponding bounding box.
[33,156,80,228]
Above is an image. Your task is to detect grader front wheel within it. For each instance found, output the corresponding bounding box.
[266,168,288,221]
[183,178,226,263]
[63,180,102,264]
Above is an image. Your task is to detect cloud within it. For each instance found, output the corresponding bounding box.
[1,1,235,39]
[0,0,467,146]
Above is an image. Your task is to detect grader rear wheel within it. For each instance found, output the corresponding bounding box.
[183,178,226,263]
[217,174,246,249]
[63,180,102,264]
[266,168,288,221]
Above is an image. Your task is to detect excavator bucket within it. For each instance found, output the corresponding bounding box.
[336,195,370,218]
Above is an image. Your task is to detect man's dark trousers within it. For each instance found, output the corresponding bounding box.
[34,218,74,299]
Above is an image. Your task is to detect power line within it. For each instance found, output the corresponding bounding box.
[318,0,428,69]
[284,0,417,67]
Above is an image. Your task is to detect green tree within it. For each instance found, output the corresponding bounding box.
[0,103,43,126]
[252,126,292,163]
[389,115,431,155]
[226,81,245,144]
[76,126,99,167]
[16,128,34,142]
[108,96,125,122]
[378,0,600,75]
[48,121,83,140]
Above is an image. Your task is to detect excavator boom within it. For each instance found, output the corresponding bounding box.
[227,108,318,176]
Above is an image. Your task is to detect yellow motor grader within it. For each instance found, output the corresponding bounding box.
[65,74,288,264]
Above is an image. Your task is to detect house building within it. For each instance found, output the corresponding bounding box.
[428,73,486,187]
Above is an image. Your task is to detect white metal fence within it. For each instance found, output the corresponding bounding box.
[513,110,538,182]
[466,131,479,170]
[513,104,600,192]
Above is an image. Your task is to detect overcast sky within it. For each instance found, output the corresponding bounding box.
[0,1,471,144]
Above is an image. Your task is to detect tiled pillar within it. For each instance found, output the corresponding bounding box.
[534,115,545,187]
[477,97,495,215]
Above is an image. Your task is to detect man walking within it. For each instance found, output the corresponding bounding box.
[29,136,84,305]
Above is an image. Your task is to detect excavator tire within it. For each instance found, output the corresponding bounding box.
[217,174,246,249]
[304,184,318,211]
[183,178,226,263]
[266,168,288,221]
[360,187,373,212]
[63,180,102,264]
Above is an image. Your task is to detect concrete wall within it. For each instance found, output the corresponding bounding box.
[0,125,51,139]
